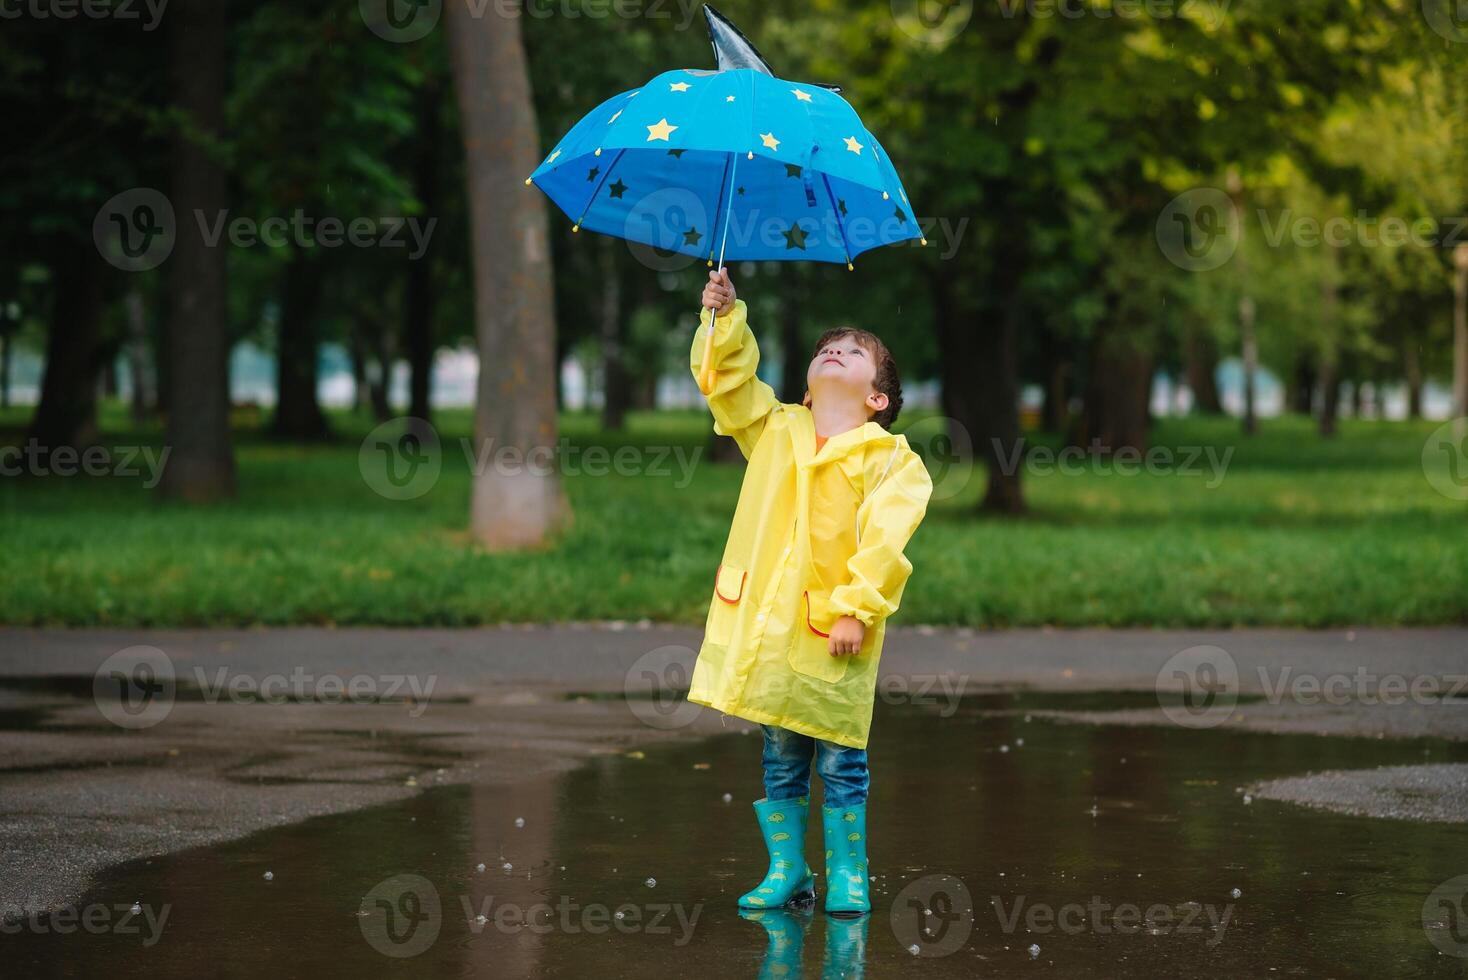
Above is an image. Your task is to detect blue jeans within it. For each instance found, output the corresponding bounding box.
[760,724,869,809]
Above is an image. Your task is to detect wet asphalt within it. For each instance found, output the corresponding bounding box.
[1,624,1465,922]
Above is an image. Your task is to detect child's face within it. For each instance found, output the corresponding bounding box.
[804,332,885,418]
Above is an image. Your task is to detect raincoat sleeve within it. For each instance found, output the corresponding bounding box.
[828,445,934,629]
[690,299,779,460]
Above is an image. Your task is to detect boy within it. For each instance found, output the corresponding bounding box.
[687,268,933,916]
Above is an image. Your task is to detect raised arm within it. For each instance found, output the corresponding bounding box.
[689,271,779,460]
[828,442,934,628]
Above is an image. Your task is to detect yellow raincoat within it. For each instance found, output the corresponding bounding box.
[687,299,933,749]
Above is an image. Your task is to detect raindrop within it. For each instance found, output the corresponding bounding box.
[130,902,142,914]
[503,862,514,872]
[477,863,486,873]
[615,910,626,920]
[999,744,1010,753]
[476,914,488,924]
[263,871,274,881]
[1015,738,1024,747]
[722,793,733,803]
[646,878,657,888]
[1242,794,1253,805]
[1028,943,1041,958]
[515,817,526,828]
[1231,887,1242,898]
[908,944,921,956]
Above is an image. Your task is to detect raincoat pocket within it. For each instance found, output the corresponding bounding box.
[705,563,747,645]
[787,589,851,684]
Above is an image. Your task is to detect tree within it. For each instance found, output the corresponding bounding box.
[446,1,569,547]
[158,0,236,500]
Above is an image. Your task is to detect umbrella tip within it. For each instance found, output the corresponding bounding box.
[524,177,532,186]
[847,262,854,271]
[572,224,580,233]
[920,238,928,246]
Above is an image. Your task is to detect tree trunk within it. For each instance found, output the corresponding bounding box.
[1041,343,1069,434]
[125,287,154,422]
[1075,322,1153,453]
[599,237,629,431]
[1454,246,1467,417]
[1239,295,1257,435]
[1183,325,1223,415]
[1318,359,1339,437]
[159,0,235,501]
[1404,338,1423,420]
[1291,355,1316,416]
[446,0,570,548]
[270,250,330,440]
[29,240,105,451]
[406,78,440,427]
[935,266,1023,515]
[0,327,11,410]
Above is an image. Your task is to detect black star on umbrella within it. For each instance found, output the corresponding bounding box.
[683,226,703,246]
[783,223,807,250]
[667,148,686,158]
[838,199,848,217]
[785,164,802,178]
[586,166,600,182]
[608,179,628,199]
[893,205,907,223]
[736,186,746,196]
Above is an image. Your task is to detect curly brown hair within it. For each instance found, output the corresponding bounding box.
[808,327,904,430]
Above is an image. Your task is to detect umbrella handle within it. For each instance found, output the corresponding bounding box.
[698,302,718,395]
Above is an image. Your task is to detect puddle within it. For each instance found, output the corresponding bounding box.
[5,699,1467,977]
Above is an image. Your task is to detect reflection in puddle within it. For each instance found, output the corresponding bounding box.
[6,697,1467,977]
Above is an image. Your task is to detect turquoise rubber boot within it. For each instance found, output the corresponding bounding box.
[738,796,816,909]
[821,802,870,915]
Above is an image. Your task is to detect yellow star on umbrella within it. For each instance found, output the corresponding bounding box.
[546,149,561,164]
[646,118,678,142]
[760,132,780,150]
[669,81,691,92]
[608,109,622,123]
[843,136,864,155]
[725,95,736,102]
[791,89,812,102]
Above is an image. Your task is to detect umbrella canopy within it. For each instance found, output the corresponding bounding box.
[526,66,924,267]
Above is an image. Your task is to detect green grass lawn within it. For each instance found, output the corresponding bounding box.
[1,404,1464,627]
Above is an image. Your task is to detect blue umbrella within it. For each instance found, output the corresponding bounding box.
[526,7,925,391]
